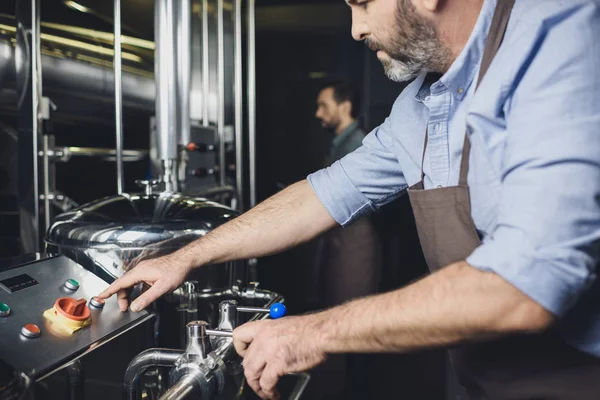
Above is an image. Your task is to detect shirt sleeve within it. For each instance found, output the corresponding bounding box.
[467,3,600,317]
[308,115,408,226]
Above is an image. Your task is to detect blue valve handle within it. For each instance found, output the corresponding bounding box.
[269,302,286,319]
[206,303,288,339]
[236,303,287,319]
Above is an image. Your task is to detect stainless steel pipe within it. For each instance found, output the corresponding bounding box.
[155,0,179,191]
[114,0,124,194]
[217,0,226,187]
[15,0,43,252]
[176,0,192,146]
[123,348,184,400]
[234,0,244,209]
[248,0,257,207]
[201,0,209,127]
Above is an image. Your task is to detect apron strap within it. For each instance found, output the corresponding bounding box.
[458,0,515,186]
[421,129,428,182]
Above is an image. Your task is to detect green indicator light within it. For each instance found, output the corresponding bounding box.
[67,279,79,286]
[0,303,10,317]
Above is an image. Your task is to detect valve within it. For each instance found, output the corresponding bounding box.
[204,301,287,339]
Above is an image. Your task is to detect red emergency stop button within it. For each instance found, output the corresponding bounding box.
[21,324,41,338]
[55,298,90,321]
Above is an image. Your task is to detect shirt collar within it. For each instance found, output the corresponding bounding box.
[416,0,497,102]
[332,121,359,149]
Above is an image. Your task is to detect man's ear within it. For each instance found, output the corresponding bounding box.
[340,100,353,118]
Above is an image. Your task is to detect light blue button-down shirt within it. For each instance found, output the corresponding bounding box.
[308,0,600,356]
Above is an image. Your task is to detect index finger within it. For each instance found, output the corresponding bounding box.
[97,269,142,299]
[233,321,263,357]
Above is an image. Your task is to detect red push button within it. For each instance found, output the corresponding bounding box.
[21,324,41,338]
[89,297,105,309]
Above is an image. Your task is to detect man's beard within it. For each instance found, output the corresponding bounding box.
[367,0,451,82]
[320,119,340,133]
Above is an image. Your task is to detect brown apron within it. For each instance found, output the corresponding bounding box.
[407,0,600,399]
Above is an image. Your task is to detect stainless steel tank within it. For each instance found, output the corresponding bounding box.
[45,190,239,287]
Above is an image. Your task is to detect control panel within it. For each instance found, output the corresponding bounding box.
[0,255,152,380]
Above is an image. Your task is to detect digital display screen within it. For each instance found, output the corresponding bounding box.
[0,274,38,293]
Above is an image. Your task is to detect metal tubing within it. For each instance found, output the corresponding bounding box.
[247,0,257,207]
[234,0,244,209]
[201,0,209,127]
[155,0,179,162]
[114,0,124,194]
[123,348,184,400]
[15,0,43,252]
[158,375,197,400]
[237,306,268,314]
[0,41,155,111]
[205,329,232,338]
[177,0,192,146]
[217,0,226,186]
[42,135,50,231]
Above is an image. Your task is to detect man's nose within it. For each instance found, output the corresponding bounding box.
[351,9,368,41]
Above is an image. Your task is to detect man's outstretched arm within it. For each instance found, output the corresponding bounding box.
[233,262,555,399]
[99,180,337,311]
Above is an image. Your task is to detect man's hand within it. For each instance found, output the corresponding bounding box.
[233,315,328,400]
[97,254,192,312]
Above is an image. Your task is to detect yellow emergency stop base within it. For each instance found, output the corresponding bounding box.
[43,307,92,335]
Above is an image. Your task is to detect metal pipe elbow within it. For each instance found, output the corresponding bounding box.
[123,348,184,399]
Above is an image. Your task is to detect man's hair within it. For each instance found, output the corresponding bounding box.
[321,81,361,119]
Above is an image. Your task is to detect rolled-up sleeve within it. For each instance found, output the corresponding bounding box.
[308,115,408,226]
[467,4,600,317]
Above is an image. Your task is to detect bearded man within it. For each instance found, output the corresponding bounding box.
[101,0,600,399]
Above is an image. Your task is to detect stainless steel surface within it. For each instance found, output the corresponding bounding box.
[248,0,257,207]
[114,0,125,195]
[0,255,151,379]
[217,300,238,331]
[217,0,226,187]
[16,0,43,253]
[185,321,212,360]
[45,193,238,283]
[201,0,209,127]
[155,0,179,164]
[234,0,244,210]
[176,0,192,146]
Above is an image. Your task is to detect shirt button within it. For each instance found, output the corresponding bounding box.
[457,87,465,94]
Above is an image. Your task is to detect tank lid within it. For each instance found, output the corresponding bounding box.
[45,193,238,250]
